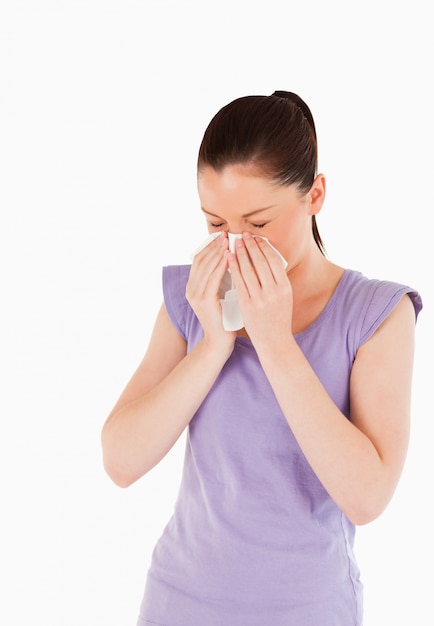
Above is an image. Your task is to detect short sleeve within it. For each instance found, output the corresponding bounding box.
[359,281,423,345]
[162,265,191,341]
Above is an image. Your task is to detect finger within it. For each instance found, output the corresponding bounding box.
[231,235,267,297]
[251,236,288,283]
[191,233,228,294]
[227,247,252,299]
[190,231,223,258]
[205,249,231,296]
[240,233,277,288]
[192,232,226,265]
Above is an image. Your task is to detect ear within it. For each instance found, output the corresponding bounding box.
[307,173,326,216]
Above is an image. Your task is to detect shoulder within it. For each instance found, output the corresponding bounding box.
[161,265,192,340]
[163,264,191,288]
[161,264,202,344]
[162,264,191,303]
[341,269,422,345]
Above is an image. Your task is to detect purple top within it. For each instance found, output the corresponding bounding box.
[137,267,422,626]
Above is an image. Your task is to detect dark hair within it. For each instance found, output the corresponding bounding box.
[197,90,325,254]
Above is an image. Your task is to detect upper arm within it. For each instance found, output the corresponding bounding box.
[349,294,416,483]
[107,302,187,418]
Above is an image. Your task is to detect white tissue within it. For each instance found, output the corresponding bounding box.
[191,232,287,331]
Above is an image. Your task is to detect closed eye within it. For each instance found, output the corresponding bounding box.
[210,222,267,229]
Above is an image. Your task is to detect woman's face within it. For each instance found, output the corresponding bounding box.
[197,164,325,270]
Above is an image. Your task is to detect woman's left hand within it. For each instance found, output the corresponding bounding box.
[227,232,294,349]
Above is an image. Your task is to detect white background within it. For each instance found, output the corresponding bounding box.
[1,1,432,624]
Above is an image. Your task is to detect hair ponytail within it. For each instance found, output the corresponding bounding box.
[271,91,324,254]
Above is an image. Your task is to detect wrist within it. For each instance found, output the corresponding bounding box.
[201,331,235,360]
[254,332,298,363]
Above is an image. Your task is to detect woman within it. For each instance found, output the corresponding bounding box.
[101,91,422,625]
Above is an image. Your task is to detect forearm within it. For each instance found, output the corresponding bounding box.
[257,337,389,525]
[102,337,232,487]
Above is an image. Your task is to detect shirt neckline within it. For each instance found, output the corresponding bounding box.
[235,268,352,348]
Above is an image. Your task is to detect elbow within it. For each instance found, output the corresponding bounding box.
[342,495,389,526]
[337,468,398,526]
[100,421,168,487]
[101,429,143,488]
[102,454,141,488]
[346,509,382,526]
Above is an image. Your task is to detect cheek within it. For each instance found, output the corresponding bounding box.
[267,219,305,259]
[268,221,292,246]
[265,232,289,261]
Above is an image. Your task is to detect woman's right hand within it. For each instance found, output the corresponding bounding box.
[102,233,237,487]
[186,232,236,349]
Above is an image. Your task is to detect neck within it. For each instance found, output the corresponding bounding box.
[288,247,334,297]
[288,249,345,334]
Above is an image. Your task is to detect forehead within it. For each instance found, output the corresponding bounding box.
[197,165,300,214]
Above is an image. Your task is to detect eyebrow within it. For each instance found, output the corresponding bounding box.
[201,205,276,219]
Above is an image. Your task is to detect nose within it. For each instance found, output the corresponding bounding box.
[222,218,248,236]
[227,232,243,252]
